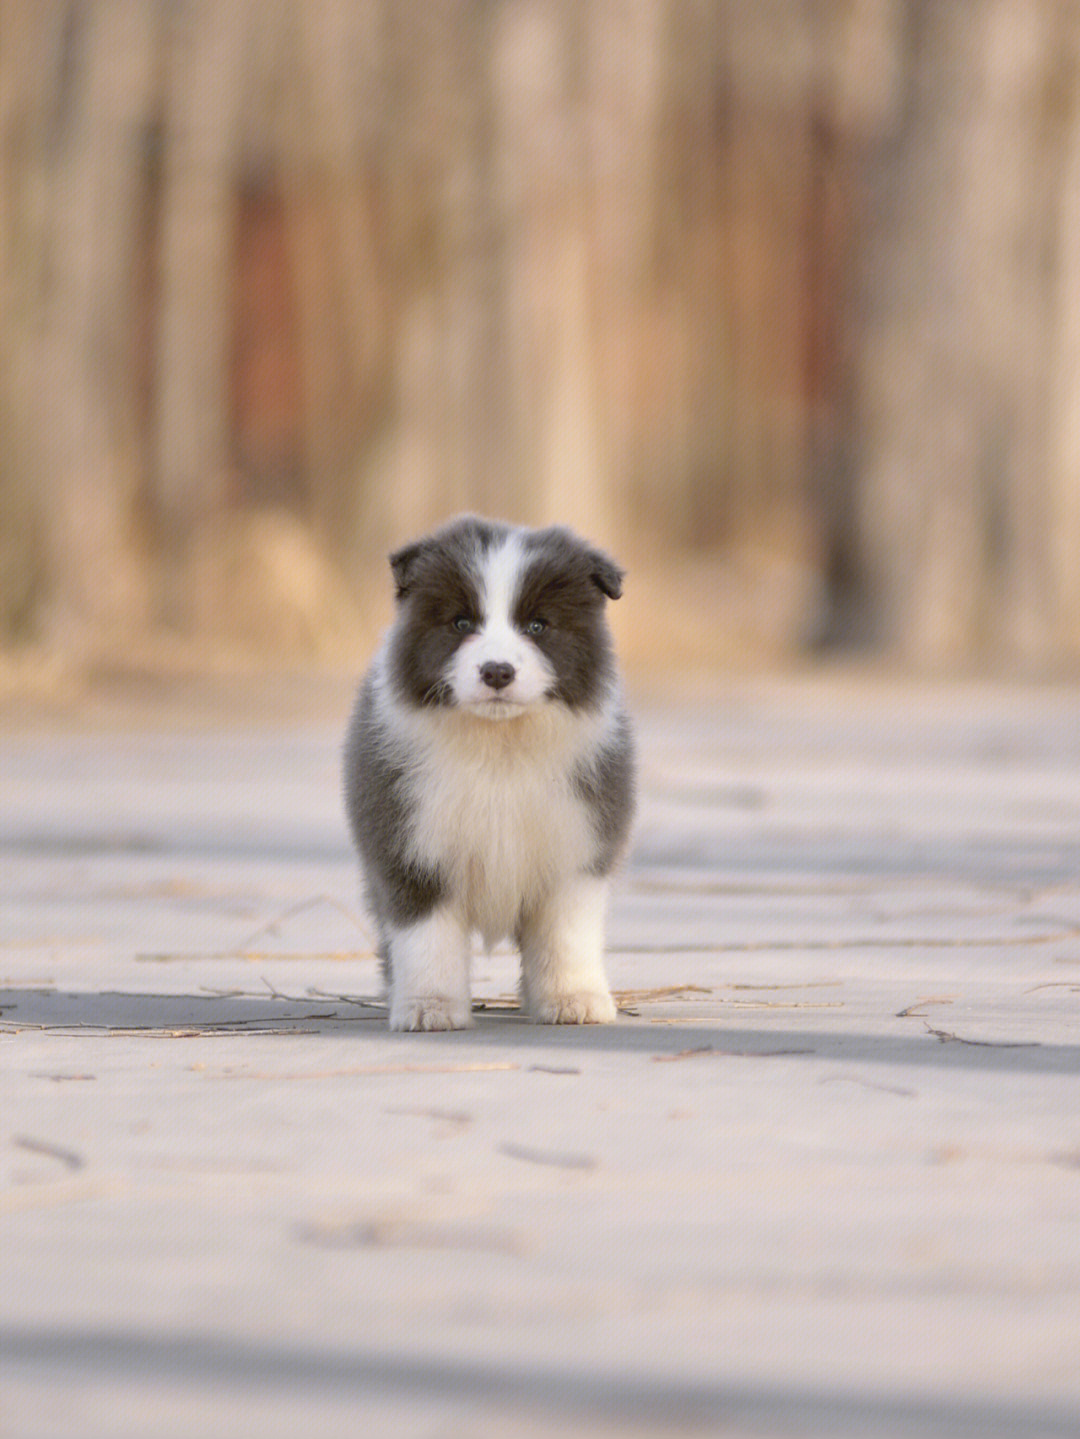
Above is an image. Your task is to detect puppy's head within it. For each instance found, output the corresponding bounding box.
[387,516,623,717]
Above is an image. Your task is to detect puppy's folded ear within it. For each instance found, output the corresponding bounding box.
[588,549,624,600]
[389,541,425,597]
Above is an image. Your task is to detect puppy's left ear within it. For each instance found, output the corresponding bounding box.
[588,549,624,600]
[388,541,425,598]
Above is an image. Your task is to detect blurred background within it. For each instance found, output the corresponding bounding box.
[3,0,1080,686]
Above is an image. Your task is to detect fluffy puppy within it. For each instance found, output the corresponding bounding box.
[344,515,635,1031]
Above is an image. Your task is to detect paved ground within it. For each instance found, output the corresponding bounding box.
[2,673,1079,1438]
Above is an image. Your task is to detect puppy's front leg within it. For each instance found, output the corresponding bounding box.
[387,907,472,1031]
[518,874,617,1024]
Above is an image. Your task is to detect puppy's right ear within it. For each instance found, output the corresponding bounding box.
[587,548,624,600]
[388,541,424,598]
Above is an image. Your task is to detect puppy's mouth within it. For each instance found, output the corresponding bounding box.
[463,696,532,720]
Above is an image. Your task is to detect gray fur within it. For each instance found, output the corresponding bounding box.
[523,524,624,600]
[387,517,505,708]
[343,675,445,938]
[572,709,637,875]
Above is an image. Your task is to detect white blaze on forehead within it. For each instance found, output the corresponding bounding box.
[478,531,526,628]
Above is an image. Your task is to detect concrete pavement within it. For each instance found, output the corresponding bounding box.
[2,673,1079,1437]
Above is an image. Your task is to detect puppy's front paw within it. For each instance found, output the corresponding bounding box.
[531,989,617,1025]
[389,997,472,1032]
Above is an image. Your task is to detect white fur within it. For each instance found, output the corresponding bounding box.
[387,906,472,1032]
[518,873,616,1024]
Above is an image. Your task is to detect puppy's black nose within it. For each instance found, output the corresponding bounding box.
[480,661,515,691]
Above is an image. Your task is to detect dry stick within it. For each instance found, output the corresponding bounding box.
[612,984,713,1003]
[257,976,378,1009]
[132,894,380,967]
[617,926,1080,952]
[13,1136,84,1171]
[296,1220,523,1256]
[652,1046,814,1063]
[923,1024,1041,1049]
[628,873,1051,900]
[237,895,376,951]
[137,951,378,963]
[3,1015,381,1037]
[204,1062,520,1079]
[818,1075,917,1097]
[306,987,384,1008]
[896,997,955,1017]
[136,923,1080,963]
[723,998,844,1009]
[730,981,843,990]
[385,1106,472,1124]
[499,1142,597,1170]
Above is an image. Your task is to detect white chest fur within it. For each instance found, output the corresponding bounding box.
[379,684,608,942]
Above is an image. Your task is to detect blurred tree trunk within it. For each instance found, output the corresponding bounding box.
[848,0,1061,664]
[353,1,506,557]
[0,4,41,633]
[21,2,158,648]
[1045,9,1080,658]
[277,0,392,557]
[580,0,667,549]
[153,0,250,617]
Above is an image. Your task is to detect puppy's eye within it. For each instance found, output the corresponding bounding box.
[524,618,548,637]
[452,616,475,634]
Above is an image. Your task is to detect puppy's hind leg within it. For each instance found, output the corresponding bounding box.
[518,874,617,1025]
[386,907,473,1031]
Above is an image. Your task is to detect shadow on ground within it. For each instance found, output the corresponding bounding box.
[4,1324,1079,1439]
[3,987,1077,1074]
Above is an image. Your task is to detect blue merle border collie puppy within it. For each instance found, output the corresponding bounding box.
[344,515,635,1031]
